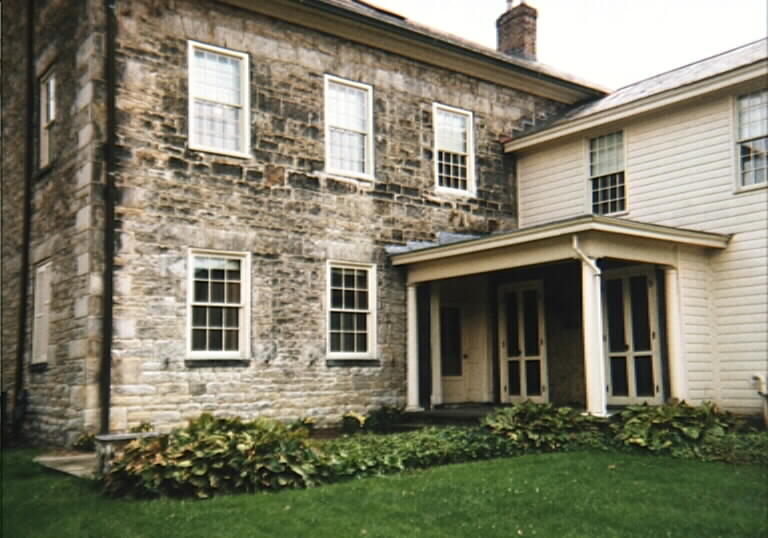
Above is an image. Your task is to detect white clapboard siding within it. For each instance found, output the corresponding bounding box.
[517,91,767,414]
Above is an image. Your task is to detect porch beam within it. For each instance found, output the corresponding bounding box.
[430,282,443,406]
[664,268,688,401]
[580,260,608,417]
[406,284,422,411]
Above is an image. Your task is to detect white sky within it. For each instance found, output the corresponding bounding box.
[368,0,767,90]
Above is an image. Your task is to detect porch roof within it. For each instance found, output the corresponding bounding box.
[390,216,730,284]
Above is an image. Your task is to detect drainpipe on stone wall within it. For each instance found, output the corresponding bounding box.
[13,0,36,438]
[100,0,117,435]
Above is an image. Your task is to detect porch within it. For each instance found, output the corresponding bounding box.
[390,216,730,417]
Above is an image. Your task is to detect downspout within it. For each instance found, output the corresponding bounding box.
[572,235,600,276]
[13,0,36,437]
[100,0,117,434]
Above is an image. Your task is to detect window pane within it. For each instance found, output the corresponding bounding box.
[328,81,367,131]
[356,334,367,353]
[192,329,207,351]
[525,360,542,396]
[211,282,225,302]
[209,307,223,327]
[356,271,367,289]
[211,268,225,280]
[508,360,521,396]
[192,100,241,152]
[224,330,239,351]
[226,283,240,303]
[343,271,355,288]
[343,290,355,309]
[436,109,467,153]
[331,269,342,287]
[523,290,539,356]
[356,313,367,332]
[635,356,654,397]
[193,49,241,105]
[330,312,341,330]
[224,308,239,328]
[341,313,354,331]
[505,293,520,356]
[329,128,365,173]
[194,281,209,302]
[630,276,651,351]
[611,357,629,396]
[331,289,343,308]
[192,306,207,327]
[209,330,223,351]
[357,291,368,309]
[606,279,626,353]
[342,333,355,352]
[330,332,341,352]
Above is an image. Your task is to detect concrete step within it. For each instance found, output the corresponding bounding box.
[34,452,99,479]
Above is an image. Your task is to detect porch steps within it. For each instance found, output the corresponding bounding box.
[34,452,99,479]
[398,404,497,428]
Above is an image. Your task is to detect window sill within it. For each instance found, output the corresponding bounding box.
[188,144,251,160]
[435,185,476,198]
[326,358,381,368]
[30,362,49,373]
[594,210,629,218]
[185,358,251,368]
[735,182,767,194]
[318,170,376,184]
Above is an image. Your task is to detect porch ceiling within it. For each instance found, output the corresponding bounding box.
[391,215,730,284]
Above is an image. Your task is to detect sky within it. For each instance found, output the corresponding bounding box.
[367,0,767,90]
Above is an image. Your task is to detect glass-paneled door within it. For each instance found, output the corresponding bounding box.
[603,269,663,405]
[498,282,548,403]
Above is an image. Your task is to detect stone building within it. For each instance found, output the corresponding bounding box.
[2,0,765,446]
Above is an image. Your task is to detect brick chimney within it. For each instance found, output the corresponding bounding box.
[496,0,538,61]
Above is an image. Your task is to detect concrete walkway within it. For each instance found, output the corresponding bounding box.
[34,452,99,479]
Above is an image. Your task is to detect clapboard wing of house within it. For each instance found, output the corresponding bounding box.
[1,0,765,445]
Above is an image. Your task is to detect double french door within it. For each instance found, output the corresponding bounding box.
[603,269,663,405]
[498,282,547,403]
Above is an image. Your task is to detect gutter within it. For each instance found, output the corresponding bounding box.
[13,0,36,437]
[571,235,600,276]
[100,0,117,434]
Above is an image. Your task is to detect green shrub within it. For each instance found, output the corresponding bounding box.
[128,421,154,433]
[696,431,768,465]
[482,401,606,451]
[72,432,96,452]
[103,414,321,499]
[363,405,404,433]
[609,401,748,457]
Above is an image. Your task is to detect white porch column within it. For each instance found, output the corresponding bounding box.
[430,282,443,406]
[664,268,688,402]
[406,284,422,411]
[581,260,608,416]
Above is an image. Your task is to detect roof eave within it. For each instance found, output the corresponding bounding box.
[391,216,730,266]
[218,0,607,104]
[505,59,768,152]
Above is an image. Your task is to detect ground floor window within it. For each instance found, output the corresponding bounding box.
[187,249,250,359]
[327,262,377,359]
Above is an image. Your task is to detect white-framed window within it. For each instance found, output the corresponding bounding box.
[187,41,250,157]
[39,69,56,168]
[434,103,475,194]
[326,262,377,359]
[187,249,251,359]
[736,89,767,188]
[589,131,625,215]
[324,75,374,180]
[32,261,53,365]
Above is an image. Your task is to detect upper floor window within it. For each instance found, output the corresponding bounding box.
[39,69,56,168]
[737,89,767,188]
[324,75,374,179]
[327,262,377,359]
[434,103,474,194]
[589,131,625,215]
[187,41,250,157]
[187,249,251,359]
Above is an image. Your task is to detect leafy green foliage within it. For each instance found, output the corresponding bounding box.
[609,401,749,456]
[128,421,154,433]
[363,405,405,433]
[103,414,320,499]
[72,432,96,452]
[482,401,606,451]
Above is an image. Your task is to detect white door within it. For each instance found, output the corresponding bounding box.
[498,282,548,403]
[603,269,663,405]
[441,302,487,403]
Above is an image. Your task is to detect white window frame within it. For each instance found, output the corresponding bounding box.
[39,69,56,168]
[734,89,768,191]
[186,248,251,360]
[187,41,250,158]
[586,130,628,216]
[433,102,475,196]
[32,261,53,365]
[326,261,377,360]
[323,74,375,181]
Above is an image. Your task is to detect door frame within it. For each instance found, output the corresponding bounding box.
[602,266,664,405]
[497,280,548,404]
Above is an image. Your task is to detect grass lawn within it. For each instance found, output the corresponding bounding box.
[3,448,766,538]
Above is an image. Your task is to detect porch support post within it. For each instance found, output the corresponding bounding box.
[430,282,443,406]
[581,260,608,416]
[664,268,688,402]
[406,284,422,411]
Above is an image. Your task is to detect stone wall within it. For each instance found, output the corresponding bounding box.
[1,0,108,445]
[106,0,566,431]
